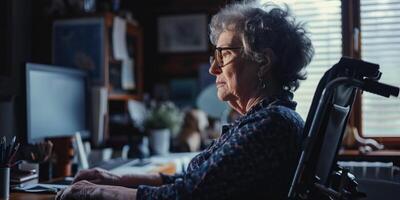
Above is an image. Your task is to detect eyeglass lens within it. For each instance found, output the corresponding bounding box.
[209,47,242,67]
[209,49,223,67]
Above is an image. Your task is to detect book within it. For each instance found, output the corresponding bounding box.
[11,177,39,188]
[11,169,39,183]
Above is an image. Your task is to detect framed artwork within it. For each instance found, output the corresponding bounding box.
[158,14,208,53]
[53,18,105,84]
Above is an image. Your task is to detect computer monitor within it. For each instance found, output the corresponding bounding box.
[25,63,89,143]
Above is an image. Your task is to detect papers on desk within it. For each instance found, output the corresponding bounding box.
[110,152,199,175]
[12,152,199,194]
[13,183,65,194]
[109,158,172,175]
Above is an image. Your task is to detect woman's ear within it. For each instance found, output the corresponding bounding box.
[258,48,276,78]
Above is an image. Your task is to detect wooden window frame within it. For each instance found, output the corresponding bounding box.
[342,0,400,148]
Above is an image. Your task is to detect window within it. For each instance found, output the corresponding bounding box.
[360,0,400,137]
[262,0,400,139]
[265,0,343,119]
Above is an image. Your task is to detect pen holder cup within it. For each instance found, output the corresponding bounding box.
[0,167,10,200]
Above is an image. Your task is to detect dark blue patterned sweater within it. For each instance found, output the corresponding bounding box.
[137,92,304,199]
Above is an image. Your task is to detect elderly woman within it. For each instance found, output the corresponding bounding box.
[56,2,313,200]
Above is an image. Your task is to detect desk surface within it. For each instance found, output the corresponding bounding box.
[10,152,199,199]
[11,192,55,200]
[9,163,174,200]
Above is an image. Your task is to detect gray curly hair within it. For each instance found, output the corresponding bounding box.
[209,2,314,91]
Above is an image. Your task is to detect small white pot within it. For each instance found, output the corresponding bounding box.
[149,128,170,155]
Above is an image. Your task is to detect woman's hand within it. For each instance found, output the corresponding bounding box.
[56,180,137,200]
[73,168,121,186]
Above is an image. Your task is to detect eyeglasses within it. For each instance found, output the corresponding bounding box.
[209,47,243,68]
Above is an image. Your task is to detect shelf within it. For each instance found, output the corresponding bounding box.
[108,93,142,101]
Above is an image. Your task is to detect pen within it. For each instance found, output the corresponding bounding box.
[8,142,20,164]
[0,136,5,164]
[10,136,16,147]
[7,137,16,162]
[8,160,22,168]
[9,136,16,157]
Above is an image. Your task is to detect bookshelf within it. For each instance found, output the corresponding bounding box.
[105,13,144,147]
[104,13,144,147]
[108,93,142,101]
[104,13,144,99]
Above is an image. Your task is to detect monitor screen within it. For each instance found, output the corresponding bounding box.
[26,63,89,143]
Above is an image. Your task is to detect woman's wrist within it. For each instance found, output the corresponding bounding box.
[119,173,163,188]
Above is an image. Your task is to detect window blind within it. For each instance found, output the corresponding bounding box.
[360,0,400,137]
[265,0,342,119]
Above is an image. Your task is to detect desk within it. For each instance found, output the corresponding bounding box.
[10,192,55,200]
[10,152,199,199]
[9,163,174,200]
[109,152,197,176]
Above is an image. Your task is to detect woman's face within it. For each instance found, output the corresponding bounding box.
[209,31,259,102]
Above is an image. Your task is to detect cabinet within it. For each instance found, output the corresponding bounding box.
[52,13,144,147]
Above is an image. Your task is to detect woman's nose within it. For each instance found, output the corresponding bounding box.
[209,60,221,76]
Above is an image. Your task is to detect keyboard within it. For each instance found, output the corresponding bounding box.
[46,177,74,185]
[93,158,153,172]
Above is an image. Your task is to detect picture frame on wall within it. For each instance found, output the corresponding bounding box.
[158,14,208,53]
[53,18,105,85]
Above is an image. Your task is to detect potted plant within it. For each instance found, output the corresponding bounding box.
[144,101,183,155]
